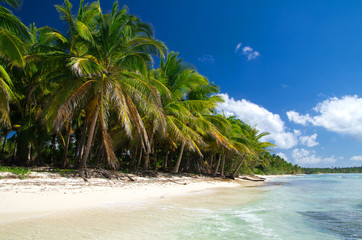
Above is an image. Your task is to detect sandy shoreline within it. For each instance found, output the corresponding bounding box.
[0,172,267,224]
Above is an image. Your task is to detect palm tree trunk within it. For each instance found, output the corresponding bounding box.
[13,134,17,163]
[137,147,143,170]
[27,143,32,166]
[130,147,137,171]
[231,154,246,178]
[153,143,158,170]
[163,149,169,169]
[79,99,101,173]
[50,134,56,167]
[61,117,72,168]
[37,141,42,166]
[185,151,191,172]
[1,129,8,159]
[172,141,186,174]
[213,152,223,177]
[143,131,155,171]
[220,152,226,178]
[95,144,103,166]
[75,119,87,166]
[143,152,150,171]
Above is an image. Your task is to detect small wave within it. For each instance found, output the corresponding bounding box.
[232,209,280,240]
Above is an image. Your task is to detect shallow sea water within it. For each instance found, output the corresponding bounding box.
[1,174,361,240]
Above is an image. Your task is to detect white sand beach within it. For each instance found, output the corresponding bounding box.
[0,172,265,224]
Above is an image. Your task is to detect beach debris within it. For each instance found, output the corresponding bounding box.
[240,176,266,182]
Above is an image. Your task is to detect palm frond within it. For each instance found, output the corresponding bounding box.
[0,0,22,9]
[68,56,105,77]
[0,28,26,67]
[0,6,29,40]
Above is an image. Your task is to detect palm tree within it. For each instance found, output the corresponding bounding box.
[0,5,29,127]
[40,0,166,174]
[228,118,275,178]
[153,52,215,173]
[185,83,235,175]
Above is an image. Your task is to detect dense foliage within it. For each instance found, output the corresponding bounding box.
[302,167,362,174]
[0,0,301,177]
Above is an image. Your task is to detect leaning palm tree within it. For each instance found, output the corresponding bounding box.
[154,52,214,173]
[41,0,166,174]
[228,118,275,178]
[186,82,237,174]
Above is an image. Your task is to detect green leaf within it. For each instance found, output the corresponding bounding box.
[0,28,26,67]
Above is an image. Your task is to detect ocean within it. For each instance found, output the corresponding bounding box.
[175,174,362,240]
[1,174,361,240]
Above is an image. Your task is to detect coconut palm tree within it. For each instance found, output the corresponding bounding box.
[0,5,29,127]
[153,52,219,173]
[228,118,275,178]
[40,0,166,174]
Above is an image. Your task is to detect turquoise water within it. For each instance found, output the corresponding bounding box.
[1,174,361,240]
[175,174,362,240]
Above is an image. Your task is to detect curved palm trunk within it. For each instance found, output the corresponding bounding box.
[172,141,186,174]
[79,100,101,173]
[213,151,223,177]
[231,154,246,178]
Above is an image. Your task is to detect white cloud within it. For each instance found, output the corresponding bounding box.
[287,95,362,139]
[217,93,299,149]
[277,152,288,161]
[198,54,215,63]
[292,148,337,166]
[299,134,319,147]
[235,43,242,54]
[350,156,362,161]
[287,111,312,125]
[242,46,253,53]
[248,51,260,60]
[235,43,260,60]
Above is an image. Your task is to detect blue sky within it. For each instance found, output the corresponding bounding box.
[14,0,362,167]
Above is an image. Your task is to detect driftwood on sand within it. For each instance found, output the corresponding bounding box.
[241,175,266,182]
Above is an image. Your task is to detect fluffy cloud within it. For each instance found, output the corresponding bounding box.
[277,152,289,161]
[198,54,215,63]
[350,156,362,161]
[235,43,260,60]
[292,148,337,166]
[217,93,299,149]
[242,46,260,60]
[287,95,362,139]
[299,134,319,147]
[286,111,312,125]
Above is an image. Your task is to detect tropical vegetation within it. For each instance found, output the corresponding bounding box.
[0,0,301,177]
[302,167,362,174]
